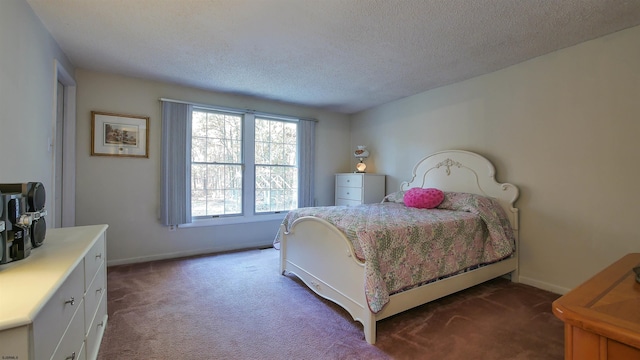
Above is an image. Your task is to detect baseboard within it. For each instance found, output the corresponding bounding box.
[106,242,274,267]
[519,276,570,295]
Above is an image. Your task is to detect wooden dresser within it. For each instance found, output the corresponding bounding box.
[335,173,385,206]
[0,224,108,360]
[552,253,640,360]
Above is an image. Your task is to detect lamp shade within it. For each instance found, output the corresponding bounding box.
[354,145,369,159]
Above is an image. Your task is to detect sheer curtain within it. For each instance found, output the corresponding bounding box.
[298,119,316,208]
[160,101,193,226]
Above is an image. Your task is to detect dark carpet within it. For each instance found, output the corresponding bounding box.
[97,248,564,360]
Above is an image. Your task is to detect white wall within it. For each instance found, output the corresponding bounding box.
[75,70,350,265]
[351,25,640,294]
[0,1,74,217]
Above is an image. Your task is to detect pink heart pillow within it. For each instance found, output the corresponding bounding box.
[403,188,444,209]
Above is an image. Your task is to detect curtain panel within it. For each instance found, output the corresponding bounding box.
[298,119,316,208]
[160,101,193,226]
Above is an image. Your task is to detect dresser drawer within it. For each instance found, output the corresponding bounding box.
[84,234,105,290]
[336,174,363,188]
[51,300,85,360]
[86,296,107,360]
[84,263,106,334]
[33,262,84,360]
[336,186,362,201]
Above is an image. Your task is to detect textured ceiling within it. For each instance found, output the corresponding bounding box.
[26,0,640,114]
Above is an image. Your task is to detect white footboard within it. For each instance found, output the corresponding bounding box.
[279,217,377,343]
[279,215,518,344]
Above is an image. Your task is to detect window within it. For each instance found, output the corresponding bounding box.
[190,109,298,219]
[254,117,298,213]
[191,110,243,216]
[160,99,315,227]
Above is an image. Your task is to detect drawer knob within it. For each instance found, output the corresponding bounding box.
[96,253,102,259]
[97,287,103,294]
[66,351,76,360]
[98,321,105,327]
[65,297,75,306]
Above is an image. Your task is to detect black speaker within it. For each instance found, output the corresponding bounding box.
[0,190,4,263]
[0,182,46,211]
[0,182,46,248]
[0,222,4,263]
[0,192,32,264]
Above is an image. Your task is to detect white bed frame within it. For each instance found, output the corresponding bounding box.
[278,150,519,344]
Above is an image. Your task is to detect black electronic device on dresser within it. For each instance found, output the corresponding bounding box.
[0,182,47,264]
[0,214,4,264]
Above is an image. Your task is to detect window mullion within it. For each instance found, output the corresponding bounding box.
[244,114,256,215]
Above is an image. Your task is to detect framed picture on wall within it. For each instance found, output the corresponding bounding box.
[91,111,149,158]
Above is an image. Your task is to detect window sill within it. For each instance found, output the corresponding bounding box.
[178,213,286,228]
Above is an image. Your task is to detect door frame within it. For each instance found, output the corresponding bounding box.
[52,59,76,227]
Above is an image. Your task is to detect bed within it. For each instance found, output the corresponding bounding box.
[276,150,519,344]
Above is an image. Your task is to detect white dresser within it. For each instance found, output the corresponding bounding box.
[0,224,108,360]
[335,173,385,206]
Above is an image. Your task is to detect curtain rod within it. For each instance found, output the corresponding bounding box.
[159,98,318,122]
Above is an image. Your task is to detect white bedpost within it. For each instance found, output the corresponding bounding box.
[362,312,376,344]
[279,224,287,275]
[510,232,520,283]
[508,204,519,283]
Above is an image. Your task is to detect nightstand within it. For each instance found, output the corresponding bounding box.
[335,173,385,206]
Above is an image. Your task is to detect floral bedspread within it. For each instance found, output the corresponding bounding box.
[276,192,516,313]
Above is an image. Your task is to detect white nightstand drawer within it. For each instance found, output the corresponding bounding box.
[336,174,363,188]
[336,198,362,207]
[336,186,362,201]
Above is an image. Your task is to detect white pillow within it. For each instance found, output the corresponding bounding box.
[381,191,405,204]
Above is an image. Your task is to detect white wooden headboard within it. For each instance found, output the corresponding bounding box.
[400,150,519,230]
